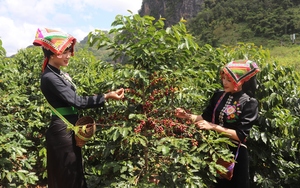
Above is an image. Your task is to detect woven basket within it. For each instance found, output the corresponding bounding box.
[74,116,96,147]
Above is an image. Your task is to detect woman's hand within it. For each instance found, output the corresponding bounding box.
[195,120,214,130]
[174,108,188,119]
[195,120,240,141]
[105,88,125,100]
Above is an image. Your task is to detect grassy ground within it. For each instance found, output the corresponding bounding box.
[269,45,300,71]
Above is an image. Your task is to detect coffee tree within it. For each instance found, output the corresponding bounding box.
[84,13,246,187]
[0,47,45,187]
[85,13,300,187]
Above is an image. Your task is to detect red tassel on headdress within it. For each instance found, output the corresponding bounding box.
[42,57,48,72]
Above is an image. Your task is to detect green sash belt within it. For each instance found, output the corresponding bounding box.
[52,106,78,116]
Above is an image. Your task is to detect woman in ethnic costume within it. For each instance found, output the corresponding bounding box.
[33,28,125,188]
[175,60,260,188]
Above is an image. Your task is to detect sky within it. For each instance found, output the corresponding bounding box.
[0,0,143,56]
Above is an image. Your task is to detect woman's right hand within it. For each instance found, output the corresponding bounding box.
[174,108,188,119]
[105,88,125,100]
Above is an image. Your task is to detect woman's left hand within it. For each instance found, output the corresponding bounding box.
[195,120,214,130]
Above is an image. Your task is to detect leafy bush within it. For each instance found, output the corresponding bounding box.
[0,48,46,187]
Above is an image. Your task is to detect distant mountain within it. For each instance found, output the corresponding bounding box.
[139,0,203,27]
[139,0,300,47]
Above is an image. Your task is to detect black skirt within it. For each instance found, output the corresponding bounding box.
[46,116,87,188]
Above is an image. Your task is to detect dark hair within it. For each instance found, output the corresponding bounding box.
[242,75,258,98]
[42,45,72,58]
[42,47,54,58]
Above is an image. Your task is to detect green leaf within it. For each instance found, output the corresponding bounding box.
[6,172,12,182]
[128,114,146,120]
[261,132,267,144]
[120,165,127,173]
[198,143,208,152]
[139,137,147,147]
[157,145,170,155]
[113,129,120,141]
[119,127,130,137]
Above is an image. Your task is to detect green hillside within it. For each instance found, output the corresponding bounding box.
[187,0,300,47]
[270,45,300,70]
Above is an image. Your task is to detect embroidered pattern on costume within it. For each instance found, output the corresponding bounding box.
[224,101,241,123]
[219,95,233,126]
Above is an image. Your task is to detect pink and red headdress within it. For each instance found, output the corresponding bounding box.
[221,60,260,90]
[33,28,76,71]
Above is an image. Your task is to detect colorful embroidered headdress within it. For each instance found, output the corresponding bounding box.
[221,60,260,90]
[33,28,76,71]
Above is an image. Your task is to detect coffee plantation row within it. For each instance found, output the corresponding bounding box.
[0,13,299,188]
